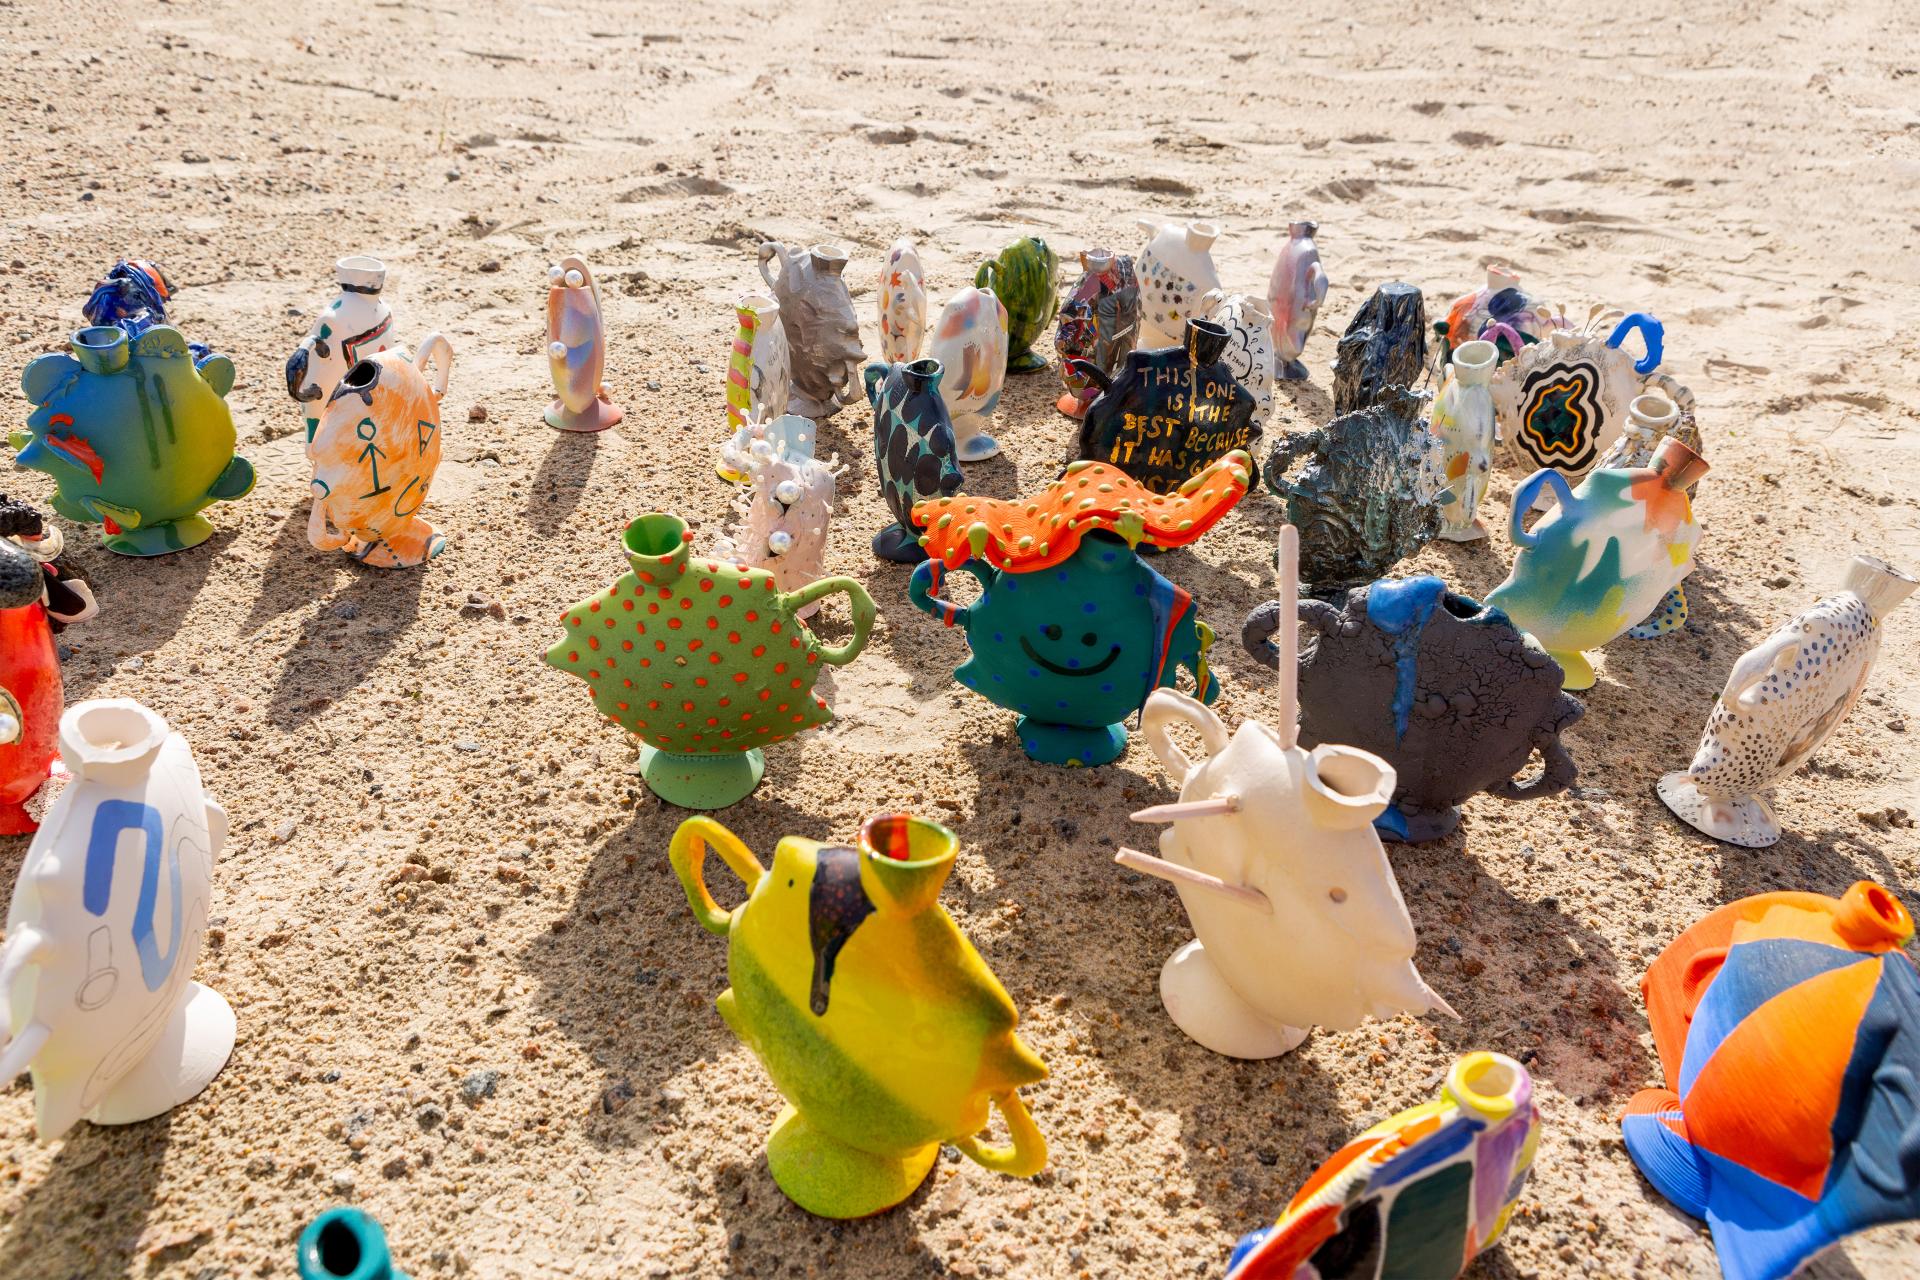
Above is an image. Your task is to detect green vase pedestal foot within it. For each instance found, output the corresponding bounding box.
[1551,649,1596,692]
[102,515,214,558]
[872,523,928,565]
[1656,772,1782,849]
[1016,718,1126,767]
[1006,349,1049,374]
[639,746,765,810]
[765,1104,939,1219]
[1159,939,1306,1060]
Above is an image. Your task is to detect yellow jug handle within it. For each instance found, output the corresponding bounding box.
[668,817,764,936]
[952,1090,1047,1179]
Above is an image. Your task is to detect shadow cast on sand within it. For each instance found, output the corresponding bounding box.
[3,1120,174,1275]
[522,428,600,540]
[265,563,426,729]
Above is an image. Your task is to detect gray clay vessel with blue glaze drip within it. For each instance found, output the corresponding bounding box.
[1242,576,1583,842]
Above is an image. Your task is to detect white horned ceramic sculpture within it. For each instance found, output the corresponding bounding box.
[1117,526,1452,1058]
[1659,556,1917,848]
[714,414,843,619]
[0,698,234,1141]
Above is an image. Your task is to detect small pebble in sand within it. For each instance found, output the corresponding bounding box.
[330,1170,355,1193]
[460,1070,500,1103]
[469,404,489,422]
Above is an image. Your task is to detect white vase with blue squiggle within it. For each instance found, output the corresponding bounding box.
[0,698,233,1141]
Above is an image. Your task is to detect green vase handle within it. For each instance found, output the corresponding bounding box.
[668,817,766,936]
[951,1090,1047,1178]
[781,576,876,667]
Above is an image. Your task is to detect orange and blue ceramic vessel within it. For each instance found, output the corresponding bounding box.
[1623,882,1920,1280]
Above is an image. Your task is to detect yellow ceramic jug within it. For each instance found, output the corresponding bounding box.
[669,813,1048,1217]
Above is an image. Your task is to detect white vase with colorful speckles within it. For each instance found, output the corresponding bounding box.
[1135,219,1221,350]
[1658,556,1918,848]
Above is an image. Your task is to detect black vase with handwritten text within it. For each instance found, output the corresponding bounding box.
[1071,318,1260,494]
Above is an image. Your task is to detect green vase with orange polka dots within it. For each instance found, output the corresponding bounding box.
[546,513,876,809]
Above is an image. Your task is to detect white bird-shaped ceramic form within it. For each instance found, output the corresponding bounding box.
[544,255,624,433]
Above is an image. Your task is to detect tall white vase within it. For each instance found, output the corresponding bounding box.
[0,699,234,1141]
[1428,339,1498,542]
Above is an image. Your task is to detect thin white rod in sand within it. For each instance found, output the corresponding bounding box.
[1276,522,1299,751]
[1129,795,1241,823]
[1114,848,1272,913]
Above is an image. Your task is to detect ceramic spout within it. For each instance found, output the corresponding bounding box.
[1651,436,1709,491]
[1185,221,1220,252]
[1487,264,1520,293]
[298,1207,406,1280]
[1629,392,1680,434]
[1288,220,1317,240]
[1301,744,1395,830]
[72,326,131,376]
[1185,318,1231,368]
[1833,881,1916,950]
[902,357,944,398]
[1843,555,1918,621]
[334,255,387,295]
[1451,339,1497,386]
[57,698,167,787]
[622,513,694,583]
[1081,248,1113,274]
[856,813,957,916]
[809,244,849,277]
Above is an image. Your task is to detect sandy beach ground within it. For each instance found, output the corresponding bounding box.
[3,1,1919,1276]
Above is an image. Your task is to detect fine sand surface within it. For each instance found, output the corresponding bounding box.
[4,2,1919,1277]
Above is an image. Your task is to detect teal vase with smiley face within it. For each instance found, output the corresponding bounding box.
[905,454,1252,766]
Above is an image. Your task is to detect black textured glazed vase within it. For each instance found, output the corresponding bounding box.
[1072,318,1260,494]
[866,358,963,563]
[1242,576,1584,842]
[1331,282,1428,415]
[1262,391,1441,594]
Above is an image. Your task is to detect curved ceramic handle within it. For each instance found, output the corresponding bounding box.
[1508,470,1573,548]
[781,577,876,666]
[975,260,1001,297]
[415,331,453,396]
[1723,634,1800,713]
[908,558,993,630]
[952,1090,1047,1179]
[1645,371,1696,413]
[1478,321,1525,356]
[756,242,785,292]
[668,817,765,937]
[863,361,888,409]
[1064,358,1111,394]
[1139,689,1231,787]
[1242,600,1338,669]
[1606,312,1664,376]
[1489,732,1578,803]
[1262,433,1315,499]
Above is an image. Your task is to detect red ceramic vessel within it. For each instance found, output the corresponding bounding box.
[0,552,60,834]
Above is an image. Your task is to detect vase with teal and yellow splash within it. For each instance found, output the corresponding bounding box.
[1486,437,1708,691]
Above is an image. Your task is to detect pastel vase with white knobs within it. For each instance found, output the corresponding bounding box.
[307,335,452,568]
[1486,437,1709,691]
[1659,556,1918,849]
[759,242,864,420]
[1427,338,1499,541]
[1203,291,1277,424]
[878,240,927,364]
[926,286,1008,462]
[713,415,842,620]
[1135,218,1222,349]
[1265,221,1328,381]
[286,255,399,444]
[0,699,233,1142]
[543,256,623,434]
[719,292,792,482]
[1122,527,1451,1059]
